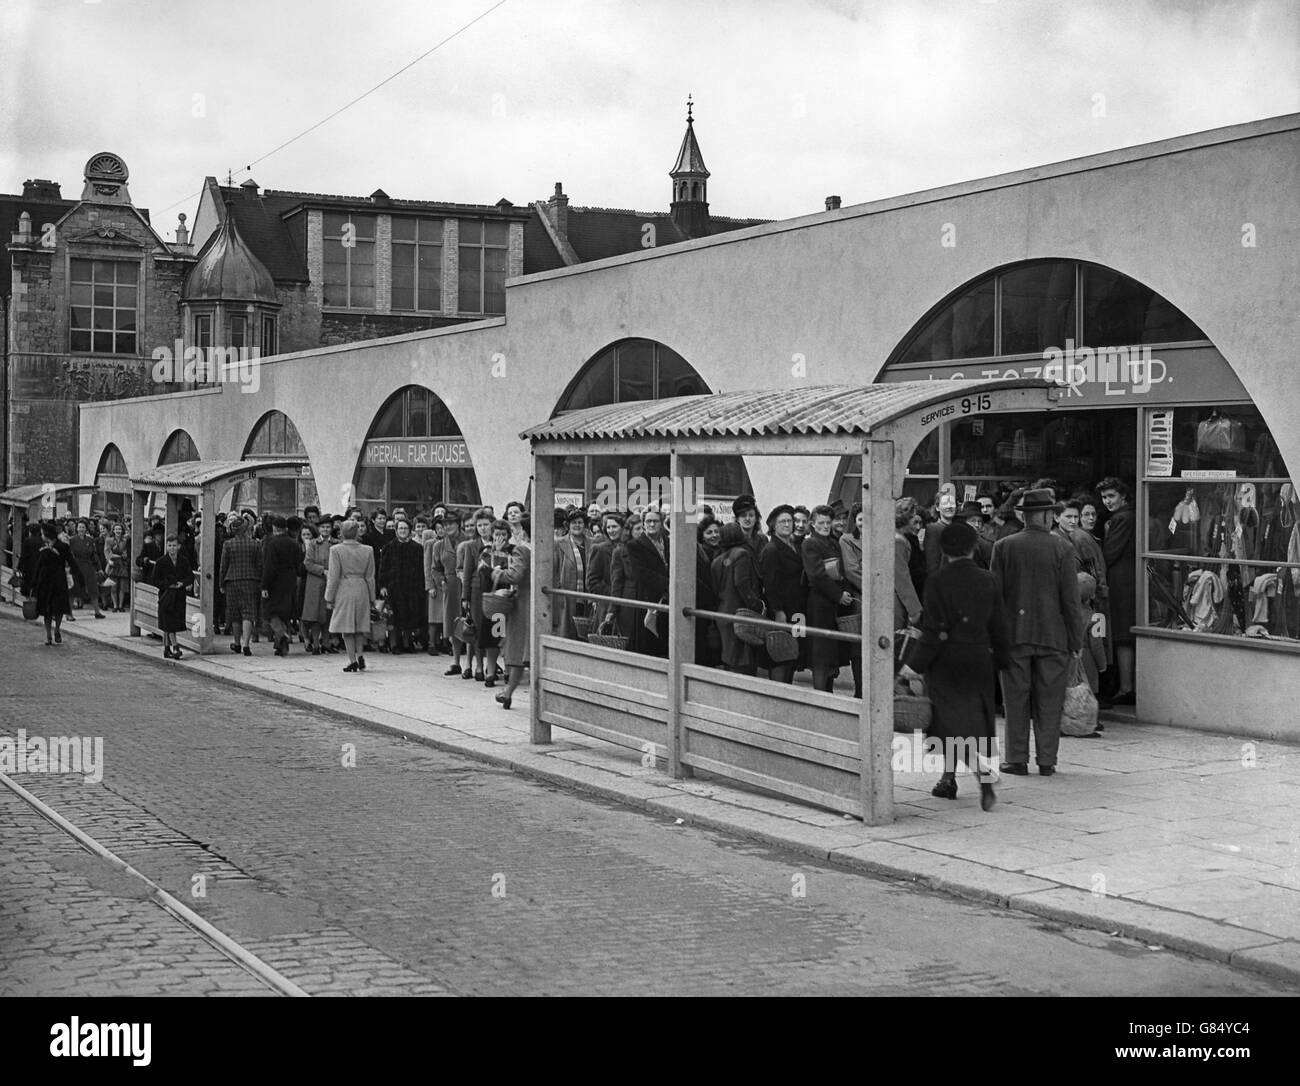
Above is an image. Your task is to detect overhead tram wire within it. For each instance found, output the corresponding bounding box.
[154,0,511,218]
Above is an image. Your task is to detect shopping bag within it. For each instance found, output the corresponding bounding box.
[1060,657,1099,736]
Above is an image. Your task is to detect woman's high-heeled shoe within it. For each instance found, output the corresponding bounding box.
[499,694,512,710]
[357,656,366,671]
[461,668,475,680]
[343,662,359,673]
[474,669,485,682]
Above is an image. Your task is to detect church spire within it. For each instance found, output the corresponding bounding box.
[669,96,711,239]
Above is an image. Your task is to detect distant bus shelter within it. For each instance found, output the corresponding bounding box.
[0,483,96,604]
[523,378,1058,825]
[127,459,308,653]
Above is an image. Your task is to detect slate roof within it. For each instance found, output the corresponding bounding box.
[564,206,771,263]
[220,187,310,283]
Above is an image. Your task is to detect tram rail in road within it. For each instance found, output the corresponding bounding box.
[0,769,309,998]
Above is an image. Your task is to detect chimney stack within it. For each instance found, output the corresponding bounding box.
[22,179,62,200]
[175,212,190,248]
[825,195,841,211]
[548,182,569,239]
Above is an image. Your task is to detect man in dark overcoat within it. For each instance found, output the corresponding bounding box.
[990,489,1084,776]
[261,516,301,657]
[380,517,426,653]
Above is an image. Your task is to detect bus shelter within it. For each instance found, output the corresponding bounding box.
[1,483,96,604]
[127,459,308,653]
[522,377,1058,825]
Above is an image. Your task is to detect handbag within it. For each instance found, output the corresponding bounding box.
[734,607,766,645]
[1196,412,1245,455]
[22,597,39,620]
[481,589,516,619]
[1060,657,1099,736]
[765,628,799,663]
[101,576,116,589]
[894,626,924,674]
[453,615,475,642]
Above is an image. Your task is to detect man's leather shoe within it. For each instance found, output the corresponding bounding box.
[931,777,957,800]
[999,762,1028,775]
[1039,765,1056,776]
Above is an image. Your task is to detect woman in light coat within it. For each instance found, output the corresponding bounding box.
[325,518,375,672]
[492,515,531,710]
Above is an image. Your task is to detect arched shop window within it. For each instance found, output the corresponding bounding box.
[232,411,315,517]
[552,339,751,513]
[834,260,1210,509]
[92,443,130,517]
[158,430,200,465]
[352,386,480,518]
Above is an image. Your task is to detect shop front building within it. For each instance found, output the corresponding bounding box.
[78,114,1300,737]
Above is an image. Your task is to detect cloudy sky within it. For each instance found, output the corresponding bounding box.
[2,0,1296,232]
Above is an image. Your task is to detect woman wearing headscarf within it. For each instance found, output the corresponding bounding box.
[713,521,763,675]
[152,534,194,660]
[759,505,804,684]
[30,521,80,646]
[380,517,425,654]
[493,514,532,709]
[69,519,105,618]
[802,504,854,693]
[694,514,723,667]
[325,518,376,672]
[300,521,331,654]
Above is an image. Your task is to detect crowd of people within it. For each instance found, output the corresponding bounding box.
[11,474,1138,750]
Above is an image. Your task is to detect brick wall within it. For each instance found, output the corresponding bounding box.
[7,202,191,485]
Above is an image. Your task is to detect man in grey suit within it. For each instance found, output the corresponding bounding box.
[991,489,1084,776]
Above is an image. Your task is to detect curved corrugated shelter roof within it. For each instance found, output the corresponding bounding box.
[130,460,308,491]
[522,377,1055,444]
[0,483,95,505]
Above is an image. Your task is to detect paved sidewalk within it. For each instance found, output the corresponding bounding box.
[8,605,1299,987]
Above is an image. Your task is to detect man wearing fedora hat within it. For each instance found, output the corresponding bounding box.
[991,488,1084,776]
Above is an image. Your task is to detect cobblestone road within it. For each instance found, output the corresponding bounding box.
[1,631,1293,996]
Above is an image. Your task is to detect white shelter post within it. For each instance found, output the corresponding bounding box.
[667,448,695,778]
[530,451,555,744]
[859,438,896,825]
[129,487,146,637]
